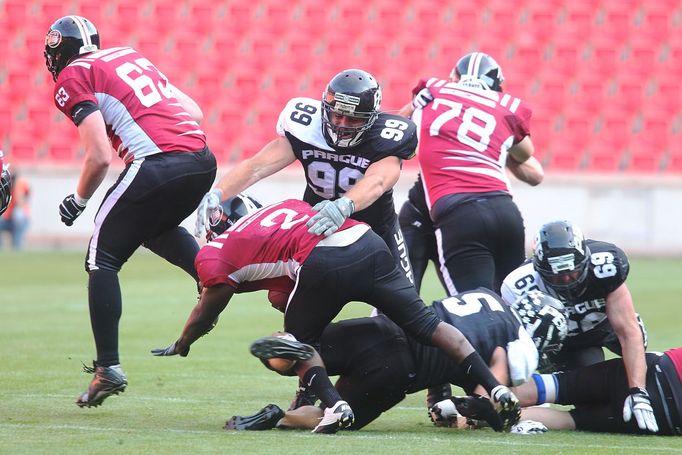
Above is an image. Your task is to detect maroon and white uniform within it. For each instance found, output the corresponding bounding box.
[409,77,533,295]
[53,46,205,163]
[196,198,441,347]
[411,77,532,208]
[196,199,369,295]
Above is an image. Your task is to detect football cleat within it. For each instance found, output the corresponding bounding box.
[491,385,522,432]
[288,384,319,411]
[312,400,354,434]
[224,404,285,431]
[249,336,316,361]
[453,395,504,432]
[76,362,127,408]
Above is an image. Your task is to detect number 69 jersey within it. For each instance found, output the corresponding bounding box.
[410,77,532,208]
[277,97,417,232]
[407,288,538,392]
[52,47,206,163]
[501,240,630,340]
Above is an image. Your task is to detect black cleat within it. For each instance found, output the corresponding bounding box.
[249,336,316,361]
[224,404,285,431]
[491,385,521,432]
[76,362,127,408]
[288,385,318,411]
[312,400,354,434]
[453,395,504,432]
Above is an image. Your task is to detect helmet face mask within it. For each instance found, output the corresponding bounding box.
[44,15,100,81]
[532,220,590,300]
[321,69,381,148]
[511,290,568,355]
[451,52,505,92]
[207,194,262,240]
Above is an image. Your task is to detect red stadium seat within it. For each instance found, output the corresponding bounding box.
[547,143,584,171]
[586,146,623,172]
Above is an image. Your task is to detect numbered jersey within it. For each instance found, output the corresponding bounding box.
[53,47,205,163]
[501,240,629,339]
[408,289,538,391]
[277,97,417,233]
[195,199,368,295]
[411,77,532,208]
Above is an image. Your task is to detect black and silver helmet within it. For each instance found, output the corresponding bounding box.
[44,15,100,81]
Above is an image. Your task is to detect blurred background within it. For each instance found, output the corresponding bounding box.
[0,0,680,252]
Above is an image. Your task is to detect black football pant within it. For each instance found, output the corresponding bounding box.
[432,193,526,296]
[86,148,216,366]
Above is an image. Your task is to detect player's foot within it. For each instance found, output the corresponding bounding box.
[312,400,354,434]
[288,385,318,410]
[224,404,285,431]
[491,385,521,432]
[453,395,503,431]
[249,336,316,361]
[76,362,127,408]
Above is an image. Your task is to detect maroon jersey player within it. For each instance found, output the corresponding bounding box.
[44,15,217,408]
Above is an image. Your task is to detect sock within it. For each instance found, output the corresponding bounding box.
[532,373,558,405]
[88,269,122,367]
[144,226,201,282]
[302,366,342,408]
[460,351,500,394]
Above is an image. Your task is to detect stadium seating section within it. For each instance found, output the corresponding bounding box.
[1,0,679,173]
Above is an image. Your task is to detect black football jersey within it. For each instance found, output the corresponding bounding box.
[406,288,537,393]
[277,97,417,235]
[501,239,630,340]
[406,173,430,220]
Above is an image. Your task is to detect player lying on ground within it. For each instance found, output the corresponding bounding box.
[152,196,521,433]
[225,289,567,432]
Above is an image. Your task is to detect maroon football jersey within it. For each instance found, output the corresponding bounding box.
[411,77,532,208]
[195,199,369,294]
[52,47,205,163]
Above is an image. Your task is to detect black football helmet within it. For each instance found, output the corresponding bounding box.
[207,194,262,239]
[0,152,11,216]
[321,69,382,148]
[450,52,504,92]
[533,220,591,300]
[511,290,568,355]
[44,15,100,81]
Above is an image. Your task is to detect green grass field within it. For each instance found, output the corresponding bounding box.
[2,250,682,454]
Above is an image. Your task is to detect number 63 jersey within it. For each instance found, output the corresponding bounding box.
[52,47,206,163]
[277,97,417,233]
[501,240,630,341]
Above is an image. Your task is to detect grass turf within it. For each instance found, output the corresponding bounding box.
[1,250,682,454]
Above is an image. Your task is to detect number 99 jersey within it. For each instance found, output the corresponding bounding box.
[277,97,417,233]
[501,240,630,340]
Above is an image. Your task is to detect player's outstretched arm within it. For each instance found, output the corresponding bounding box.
[343,155,402,212]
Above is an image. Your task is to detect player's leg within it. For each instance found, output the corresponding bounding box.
[376,215,415,286]
[398,200,433,292]
[143,226,201,283]
[487,197,526,292]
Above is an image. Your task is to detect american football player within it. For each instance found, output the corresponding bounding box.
[194,69,416,285]
[0,151,12,216]
[152,196,521,433]
[500,219,655,432]
[225,289,567,432]
[44,15,217,408]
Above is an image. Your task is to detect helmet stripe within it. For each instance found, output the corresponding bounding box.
[70,15,91,47]
[471,52,484,77]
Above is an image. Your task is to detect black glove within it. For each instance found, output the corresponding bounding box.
[59,194,87,226]
[151,341,190,357]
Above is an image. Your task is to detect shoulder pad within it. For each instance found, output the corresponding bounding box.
[277,97,332,151]
[360,112,418,160]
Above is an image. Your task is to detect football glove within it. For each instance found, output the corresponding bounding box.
[491,385,522,432]
[151,341,190,357]
[428,398,460,428]
[306,197,354,237]
[511,420,548,435]
[194,189,222,238]
[411,87,434,110]
[623,387,658,433]
[59,194,88,226]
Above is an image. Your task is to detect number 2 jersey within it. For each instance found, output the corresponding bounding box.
[52,47,206,163]
[501,240,629,342]
[410,77,532,209]
[276,97,417,235]
[406,288,538,392]
[195,199,369,295]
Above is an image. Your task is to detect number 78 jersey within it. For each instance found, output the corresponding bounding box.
[411,77,532,207]
[277,97,417,231]
[53,47,206,162]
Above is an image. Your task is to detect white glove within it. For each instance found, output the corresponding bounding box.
[194,189,222,238]
[429,398,460,427]
[511,420,548,435]
[411,88,434,110]
[306,197,354,237]
[623,387,658,433]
